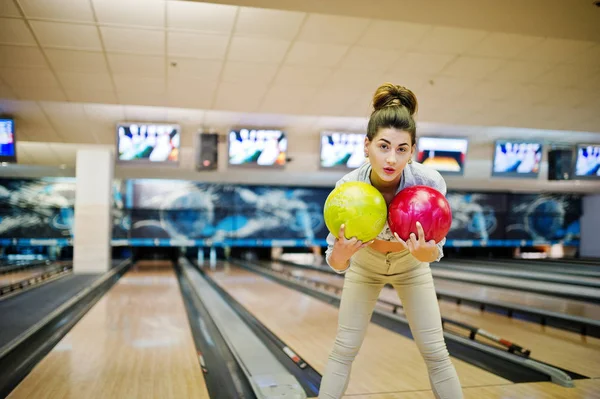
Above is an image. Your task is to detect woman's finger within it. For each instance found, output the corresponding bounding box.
[338,224,346,240]
[416,222,426,244]
[394,233,409,249]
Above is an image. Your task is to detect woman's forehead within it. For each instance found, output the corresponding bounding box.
[371,128,412,143]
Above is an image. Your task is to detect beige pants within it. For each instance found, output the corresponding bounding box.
[319,247,463,399]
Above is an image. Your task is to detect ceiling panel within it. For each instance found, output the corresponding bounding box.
[31,21,102,51]
[0,45,47,68]
[113,75,165,94]
[19,0,95,22]
[0,1,21,18]
[304,88,362,116]
[357,21,431,50]
[13,86,67,102]
[167,1,237,34]
[0,0,598,155]
[213,81,268,112]
[514,38,596,64]
[167,31,228,59]
[439,56,505,80]
[107,53,165,78]
[339,46,400,73]
[416,26,488,54]
[324,68,385,92]
[387,52,456,75]
[273,65,331,87]
[491,61,551,83]
[56,71,114,91]
[166,58,222,79]
[464,33,542,58]
[464,80,521,102]
[0,17,37,45]
[0,67,60,88]
[221,61,278,84]
[259,85,317,114]
[0,80,17,99]
[83,103,126,122]
[92,0,165,28]
[235,7,305,40]
[65,89,118,104]
[284,42,348,67]
[45,49,108,73]
[117,91,166,107]
[296,14,370,45]
[227,36,291,63]
[533,64,600,88]
[100,26,165,55]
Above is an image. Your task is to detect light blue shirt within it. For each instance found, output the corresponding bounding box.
[325,161,447,272]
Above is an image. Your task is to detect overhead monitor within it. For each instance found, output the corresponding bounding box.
[492,140,543,178]
[574,143,600,179]
[417,136,468,175]
[228,128,287,167]
[0,118,16,164]
[117,123,180,165]
[320,131,366,169]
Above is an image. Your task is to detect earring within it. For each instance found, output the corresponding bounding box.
[408,158,413,164]
[364,151,369,158]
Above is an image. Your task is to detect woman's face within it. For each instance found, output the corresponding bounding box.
[365,128,415,184]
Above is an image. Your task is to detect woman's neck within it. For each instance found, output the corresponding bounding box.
[369,169,401,194]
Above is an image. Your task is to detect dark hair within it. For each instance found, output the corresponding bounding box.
[366,83,418,145]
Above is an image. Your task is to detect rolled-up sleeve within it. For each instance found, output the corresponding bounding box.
[324,231,350,274]
[324,178,352,274]
[432,175,448,263]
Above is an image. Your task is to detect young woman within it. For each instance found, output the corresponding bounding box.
[320,83,463,399]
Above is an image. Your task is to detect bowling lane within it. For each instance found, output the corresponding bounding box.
[206,262,508,397]
[456,258,600,278]
[437,262,600,287]
[7,261,208,399]
[431,268,600,302]
[0,262,66,287]
[347,379,600,399]
[0,266,58,287]
[272,262,600,378]
[432,277,600,320]
[303,260,600,320]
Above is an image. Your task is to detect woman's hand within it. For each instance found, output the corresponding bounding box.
[393,221,440,263]
[329,224,374,270]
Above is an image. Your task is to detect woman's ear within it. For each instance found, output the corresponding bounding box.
[364,137,370,157]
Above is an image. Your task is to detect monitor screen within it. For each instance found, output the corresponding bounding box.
[417,137,468,175]
[492,140,543,178]
[574,144,600,179]
[228,128,287,167]
[0,118,16,163]
[117,123,180,164]
[320,131,366,169]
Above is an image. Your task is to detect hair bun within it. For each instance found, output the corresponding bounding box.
[372,83,418,116]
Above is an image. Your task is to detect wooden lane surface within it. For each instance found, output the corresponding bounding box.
[7,261,208,399]
[306,260,600,320]
[432,278,600,320]
[278,263,600,378]
[438,263,600,285]
[0,267,52,286]
[432,269,599,302]
[206,263,508,396]
[344,379,600,398]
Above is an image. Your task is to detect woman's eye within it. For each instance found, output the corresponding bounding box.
[380,144,388,150]
[398,148,406,152]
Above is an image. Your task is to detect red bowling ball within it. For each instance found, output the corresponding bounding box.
[388,185,452,243]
